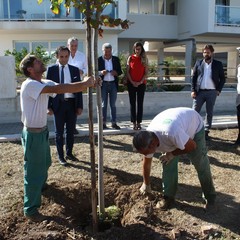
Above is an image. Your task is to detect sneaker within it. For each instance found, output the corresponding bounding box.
[59,158,68,166]
[66,154,78,161]
[25,212,47,222]
[112,123,121,130]
[103,123,108,129]
[157,196,175,210]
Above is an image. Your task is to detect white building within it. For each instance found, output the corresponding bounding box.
[0,0,240,82]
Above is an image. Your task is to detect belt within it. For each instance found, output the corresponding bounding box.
[103,81,115,83]
[24,126,47,133]
[199,89,215,91]
[64,98,75,101]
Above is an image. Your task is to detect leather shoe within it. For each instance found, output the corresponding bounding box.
[59,158,68,166]
[74,129,79,135]
[205,131,210,140]
[234,136,240,145]
[112,123,121,130]
[66,154,78,161]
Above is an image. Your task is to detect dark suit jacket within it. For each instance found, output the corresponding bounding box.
[191,59,226,93]
[98,55,122,89]
[47,64,83,113]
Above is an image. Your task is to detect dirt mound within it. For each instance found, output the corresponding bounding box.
[0,130,240,239]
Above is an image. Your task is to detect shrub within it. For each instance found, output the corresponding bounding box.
[4,46,51,77]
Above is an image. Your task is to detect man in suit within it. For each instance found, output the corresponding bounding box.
[98,43,122,129]
[191,44,225,139]
[47,46,83,166]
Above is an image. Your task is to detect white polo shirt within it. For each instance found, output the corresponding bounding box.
[20,78,57,128]
[146,107,203,156]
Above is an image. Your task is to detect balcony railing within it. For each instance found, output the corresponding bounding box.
[0,0,118,21]
[215,5,240,26]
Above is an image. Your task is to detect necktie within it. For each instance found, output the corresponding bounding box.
[60,65,65,101]
[61,65,65,84]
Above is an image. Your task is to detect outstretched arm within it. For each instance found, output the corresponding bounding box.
[41,76,95,94]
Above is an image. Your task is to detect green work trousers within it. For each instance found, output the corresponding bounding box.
[162,127,216,203]
[21,128,51,216]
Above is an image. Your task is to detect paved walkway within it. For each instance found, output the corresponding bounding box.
[0,114,237,142]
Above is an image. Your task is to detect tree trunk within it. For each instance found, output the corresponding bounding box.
[86,0,98,233]
[93,19,105,215]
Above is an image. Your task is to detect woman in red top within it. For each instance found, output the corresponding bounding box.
[126,42,148,130]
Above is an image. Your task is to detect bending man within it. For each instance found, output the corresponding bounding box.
[133,107,216,210]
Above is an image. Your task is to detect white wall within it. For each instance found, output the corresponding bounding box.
[0,91,236,123]
[177,0,211,39]
[119,14,178,40]
[0,56,16,99]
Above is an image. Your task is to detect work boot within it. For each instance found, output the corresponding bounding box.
[25,212,48,222]
[157,196,175,211]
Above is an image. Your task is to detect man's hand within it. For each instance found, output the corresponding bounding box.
[139,183,151,194]
[82,76,95,88]
[159,152,175,165]
[191,91,197,99]
[76,108,83,116]
[101,70,108,76]
[47,108,54,115]
[110,70,118,76]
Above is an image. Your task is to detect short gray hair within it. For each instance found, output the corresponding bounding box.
[133,131,155,152]
[67,36,78,45]
[102,43,112,51]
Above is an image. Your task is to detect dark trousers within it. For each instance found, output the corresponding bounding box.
[127,83,146,123]
[192,90,217,132]
[237,104,240,137]
[54,99,76,159]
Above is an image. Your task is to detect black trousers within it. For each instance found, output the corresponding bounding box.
[54,99,76,159]
[127,82,146,123]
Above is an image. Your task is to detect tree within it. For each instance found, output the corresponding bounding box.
[38,0,129,232]
[5,46,51,77]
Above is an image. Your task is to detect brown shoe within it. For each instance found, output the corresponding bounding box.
[157,196,175,210]
[25,212,48,222]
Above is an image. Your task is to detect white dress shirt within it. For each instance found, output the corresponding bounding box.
[58,64,74,99]
[103,58,115,82]
[200,61,215,90]
[68,50,87,76]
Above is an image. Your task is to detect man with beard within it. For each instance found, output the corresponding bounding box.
[191,44,225,139]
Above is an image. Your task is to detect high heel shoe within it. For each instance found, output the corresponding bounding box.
[137,123,141,130]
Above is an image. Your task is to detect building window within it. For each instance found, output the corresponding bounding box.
[14,40,84,64]
[128,0,177,15]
